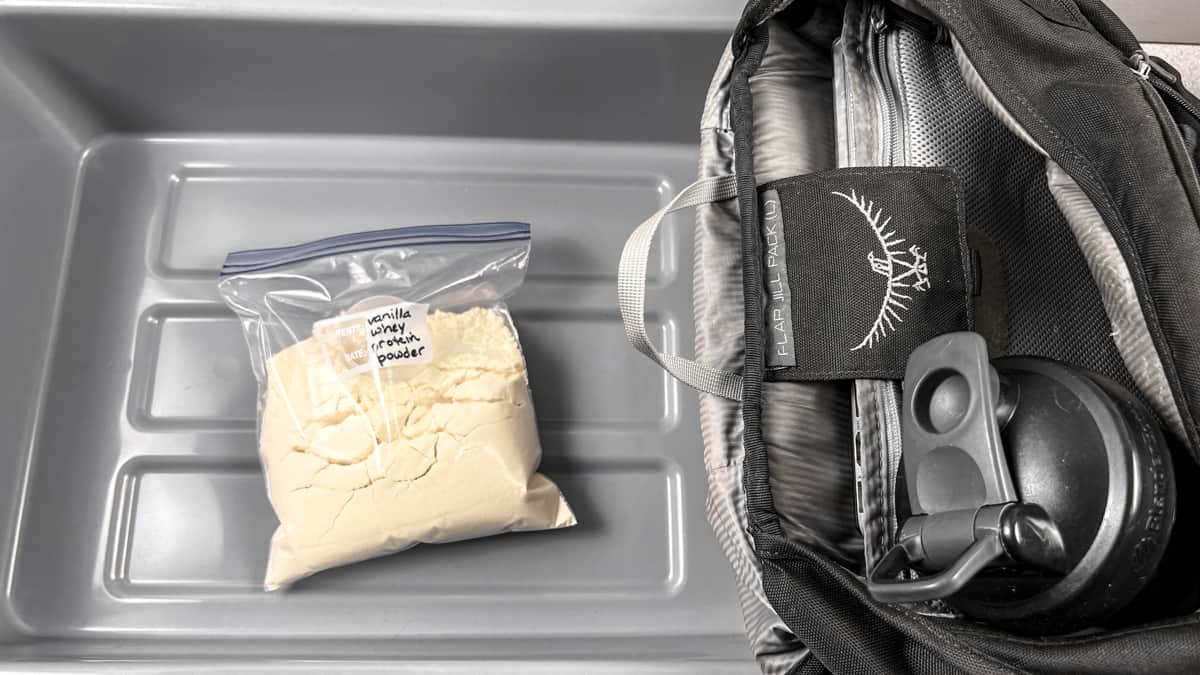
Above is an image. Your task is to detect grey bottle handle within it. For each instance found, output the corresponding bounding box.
[866,505,1010,604]
[868,536,1006,604]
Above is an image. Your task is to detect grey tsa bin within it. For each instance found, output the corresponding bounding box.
[0,2,752,672]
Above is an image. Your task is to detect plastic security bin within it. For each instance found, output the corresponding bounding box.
[0,3,750,671]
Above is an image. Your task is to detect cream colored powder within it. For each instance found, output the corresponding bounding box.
[259,306,575,590]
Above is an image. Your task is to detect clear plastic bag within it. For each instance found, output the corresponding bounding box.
[217,222,575,590]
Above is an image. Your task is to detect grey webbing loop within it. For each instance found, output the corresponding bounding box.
[618,174,744,400]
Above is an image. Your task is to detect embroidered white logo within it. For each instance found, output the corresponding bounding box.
[832,189,930,351]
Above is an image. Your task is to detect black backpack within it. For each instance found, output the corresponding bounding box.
[618,0,1200,672]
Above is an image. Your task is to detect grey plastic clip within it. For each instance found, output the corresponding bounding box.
[901,332,1016,514]
[867,504,1009,603]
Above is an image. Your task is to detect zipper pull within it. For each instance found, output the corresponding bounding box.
[1128,50,1178,85]
[870,3,889,33]
[1128,51,1151,79]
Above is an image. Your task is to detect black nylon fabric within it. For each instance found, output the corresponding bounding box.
[1071,0,1140,54]
[734,22,783,541]
[728,1,1200,672]
[758,527,1200,674]
[757,534,1023,675]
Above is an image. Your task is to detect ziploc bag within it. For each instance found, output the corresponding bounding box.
[217,222,576,590]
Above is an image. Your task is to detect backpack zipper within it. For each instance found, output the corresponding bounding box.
[1130,51,1200,125]
[219,221,531,276]
[868,3,904,165]
[1128,50,1200,227]
[865,1,939,166]
[1152,78,1200,128]
[879,380,904,549]
[865,3,911,553]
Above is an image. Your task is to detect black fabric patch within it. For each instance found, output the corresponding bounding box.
[761,167,972,379]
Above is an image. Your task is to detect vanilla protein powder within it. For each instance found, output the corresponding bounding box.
[258,306,575,589]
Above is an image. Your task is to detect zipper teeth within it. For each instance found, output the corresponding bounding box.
[224,231,526,266]
[884,32,905,165]
[1139,77,1200,242]
[1150,77,1200,125]
[229,221,527,259]
[220,234,530,276]
[1133,55,1200,206]
[1131,50,1200,123]
[870,3,901,166]
[880,382,904,548]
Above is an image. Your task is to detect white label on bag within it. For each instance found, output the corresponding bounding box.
[365,302,431,368]
[761,189,796,368]
[314,301,432,373]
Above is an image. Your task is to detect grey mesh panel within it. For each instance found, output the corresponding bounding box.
[953,40,1187,444]
[763,381,862,569]
[892,27,1132,385]
[950,40,1045,155]
[695,41,810,673]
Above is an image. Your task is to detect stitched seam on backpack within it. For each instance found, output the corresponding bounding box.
[901,611,1030,675]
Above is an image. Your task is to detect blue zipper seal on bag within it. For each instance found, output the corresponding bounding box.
[219,222,531,276]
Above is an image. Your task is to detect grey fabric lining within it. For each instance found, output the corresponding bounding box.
[702,15,873,672]
[696,134,747,475]
[751,17,863,572]
[700,44,734,133]
[707,464,810,675]
[833,0,884,167]
[763,381,861,570]
[695,41,809,674]
[751,20,837,184]
[953,39,1188,444]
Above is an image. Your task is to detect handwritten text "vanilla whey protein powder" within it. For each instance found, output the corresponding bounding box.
[258,305,575,589]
